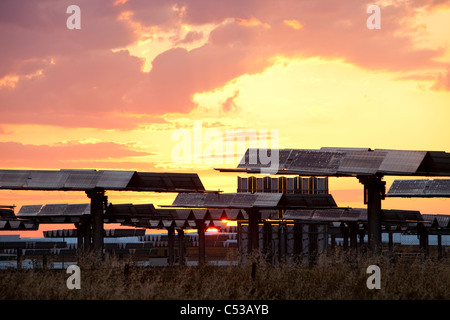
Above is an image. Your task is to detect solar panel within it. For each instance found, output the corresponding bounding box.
[278,149,297,170]
[382,209,422,222]
[286,150,345,174]
[387,179,450,197]
[283,209,315,220]
[142,173,205,191]
[313,209,344,221]
[425,179,450,196]
[278,194,337,208]
[377,150,427,174]
[17,205,43,217]
[340,208,366,222]
[337,151,386,175]
[26,170,69,189]
[230,193,257,207]
[172,193,207,207]
[417,151,450,176]
[427,214,450,228]
[63,171,100,189]
[39,204,69,215]
[0,169,205,192]
[388,179,429,196]
[222,147,450,176]
[0,170,30,188]
[62,203,90,216]
[96,171,134,189]
[204,193,235,207]
[237,148,275,169]
[253,193,283,207]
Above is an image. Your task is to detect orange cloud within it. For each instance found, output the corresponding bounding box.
[1,0,449,131]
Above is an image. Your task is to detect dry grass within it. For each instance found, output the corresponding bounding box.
[0,251,449,300]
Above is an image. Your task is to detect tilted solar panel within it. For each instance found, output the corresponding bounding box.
[17,205,43,217]
[425,179,450,196]
[287,150,345,174]
[0,169,205,192]
[377,150,427,174]
[223,147,450,176]
[387,179,450,197]
[337,151,386,175]
[39,204,69,215]
[387,179,429,196]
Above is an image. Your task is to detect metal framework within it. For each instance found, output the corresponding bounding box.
[0,169,206,255]
[215,147,450,252]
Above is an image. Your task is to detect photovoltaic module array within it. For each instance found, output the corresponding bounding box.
[218,147,450,176]
[387,179,450,197]
[171,192,337,209]
[0,169,205,192]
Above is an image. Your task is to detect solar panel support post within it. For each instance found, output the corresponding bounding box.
[83,220,91,253]
[86,190,107,256]
[167,226,175,266]
[437,234,443,260]
[339,223,349,251]
[16,248,22,269]
[418,222,429,257]
[196,221,206,265]
[358,176,385,254]
[75,217,90,254]
[247,209,261,255]
[388,230,394,252]
[279,222,286,263]
[75,222,83,253]
[349,222,358,250]
[177,228,186,266]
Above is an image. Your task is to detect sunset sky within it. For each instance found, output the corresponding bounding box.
[1,0,450,237]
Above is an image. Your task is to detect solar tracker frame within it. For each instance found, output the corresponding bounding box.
[0,169,205,192]
[219,147,450,176]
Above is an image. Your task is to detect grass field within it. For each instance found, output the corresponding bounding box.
[1,250,449,300]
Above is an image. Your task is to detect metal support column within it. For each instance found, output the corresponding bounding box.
[279,222,286,263]
[349,222,358,249]
[359,176,385,253]
[75,222,83,252]
[177,228,186,266]
[197,221,206,265]
[437,234,443,259]
[83,221,91,253]
[167,226,175,266]
[340,222,349,251]
[86,189,107,255]
[247,208,261,255]
[388,231,394,252]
